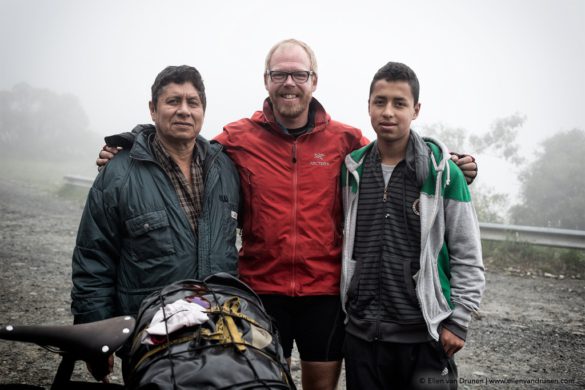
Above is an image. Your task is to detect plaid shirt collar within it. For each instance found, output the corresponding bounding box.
[151,134,204,234]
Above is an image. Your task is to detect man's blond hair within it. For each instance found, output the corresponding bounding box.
[264,39,318,74]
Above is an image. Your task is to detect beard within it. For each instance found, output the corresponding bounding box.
[270,89,312,120]
[274,101,305,118]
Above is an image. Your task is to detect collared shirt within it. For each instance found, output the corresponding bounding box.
[151,135,204,234]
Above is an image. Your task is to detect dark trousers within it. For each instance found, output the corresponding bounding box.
[344,332,458,390]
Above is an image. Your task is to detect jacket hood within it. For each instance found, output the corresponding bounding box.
[345,129,437,187]
[423,134,452,186]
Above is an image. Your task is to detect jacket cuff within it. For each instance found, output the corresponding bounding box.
[104,131,136,149]
[441,318,467,341]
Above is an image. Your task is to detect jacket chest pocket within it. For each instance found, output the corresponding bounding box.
[125,210,176,261]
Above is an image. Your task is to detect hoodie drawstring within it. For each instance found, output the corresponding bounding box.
[431,153,451,187]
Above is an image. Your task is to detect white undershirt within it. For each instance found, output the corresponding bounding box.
[381,163,396,186]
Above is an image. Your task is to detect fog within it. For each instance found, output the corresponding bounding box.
[1,0,584,204]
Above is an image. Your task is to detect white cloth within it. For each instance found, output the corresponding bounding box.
[142,299,209,344]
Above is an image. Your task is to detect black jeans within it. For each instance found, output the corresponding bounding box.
[344,332,458,390]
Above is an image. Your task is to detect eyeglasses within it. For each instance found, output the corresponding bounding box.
[266,70,314,84]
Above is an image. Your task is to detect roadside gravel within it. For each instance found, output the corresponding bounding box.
[0,179,583,389]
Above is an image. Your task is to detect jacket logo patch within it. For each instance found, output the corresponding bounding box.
[310,152,330,166]
[412,199,420,216]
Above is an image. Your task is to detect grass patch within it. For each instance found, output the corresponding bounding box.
[0,158,96,200]
[56,184,91,203]
[483,240,585,279]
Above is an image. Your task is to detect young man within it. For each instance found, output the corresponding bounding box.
[96,41,479,390]
[340,62,485,389]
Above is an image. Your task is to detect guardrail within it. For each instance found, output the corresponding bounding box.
[479,223,585,250]
[63,175,585,249]
[63,175,94,188]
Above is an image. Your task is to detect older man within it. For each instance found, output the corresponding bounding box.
[72,65,240,380]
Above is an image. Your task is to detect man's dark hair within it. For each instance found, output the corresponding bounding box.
[151,65,207,110]
[369,62,420,104]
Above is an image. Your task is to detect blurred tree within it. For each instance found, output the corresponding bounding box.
[510,128,585,230]
[469,113,526,165]
[0,83,100,159]
[470,186,509,224]
[421,112,525,164]
[420,114,525,223]
[420,123,468,152]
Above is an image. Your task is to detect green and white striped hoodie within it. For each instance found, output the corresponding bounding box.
[341,132,485,341]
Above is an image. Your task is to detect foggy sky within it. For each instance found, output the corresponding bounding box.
[1,0,584,201]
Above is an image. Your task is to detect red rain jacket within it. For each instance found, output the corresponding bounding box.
[215,98,366,296]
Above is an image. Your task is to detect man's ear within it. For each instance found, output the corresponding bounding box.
[310,73,318,92]
[264,73,270,91]
[149,101,156,121]
[413,102,421,120]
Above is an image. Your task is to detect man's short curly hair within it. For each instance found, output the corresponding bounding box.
[369,62,419,104]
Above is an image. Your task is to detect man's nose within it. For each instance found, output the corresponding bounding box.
[382,104,394,118]
[177,100,190,115]
[283,74,296,86]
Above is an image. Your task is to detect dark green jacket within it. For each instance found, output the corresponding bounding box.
[71,125,240,324]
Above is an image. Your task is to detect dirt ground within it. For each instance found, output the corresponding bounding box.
[0,178,584,389]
